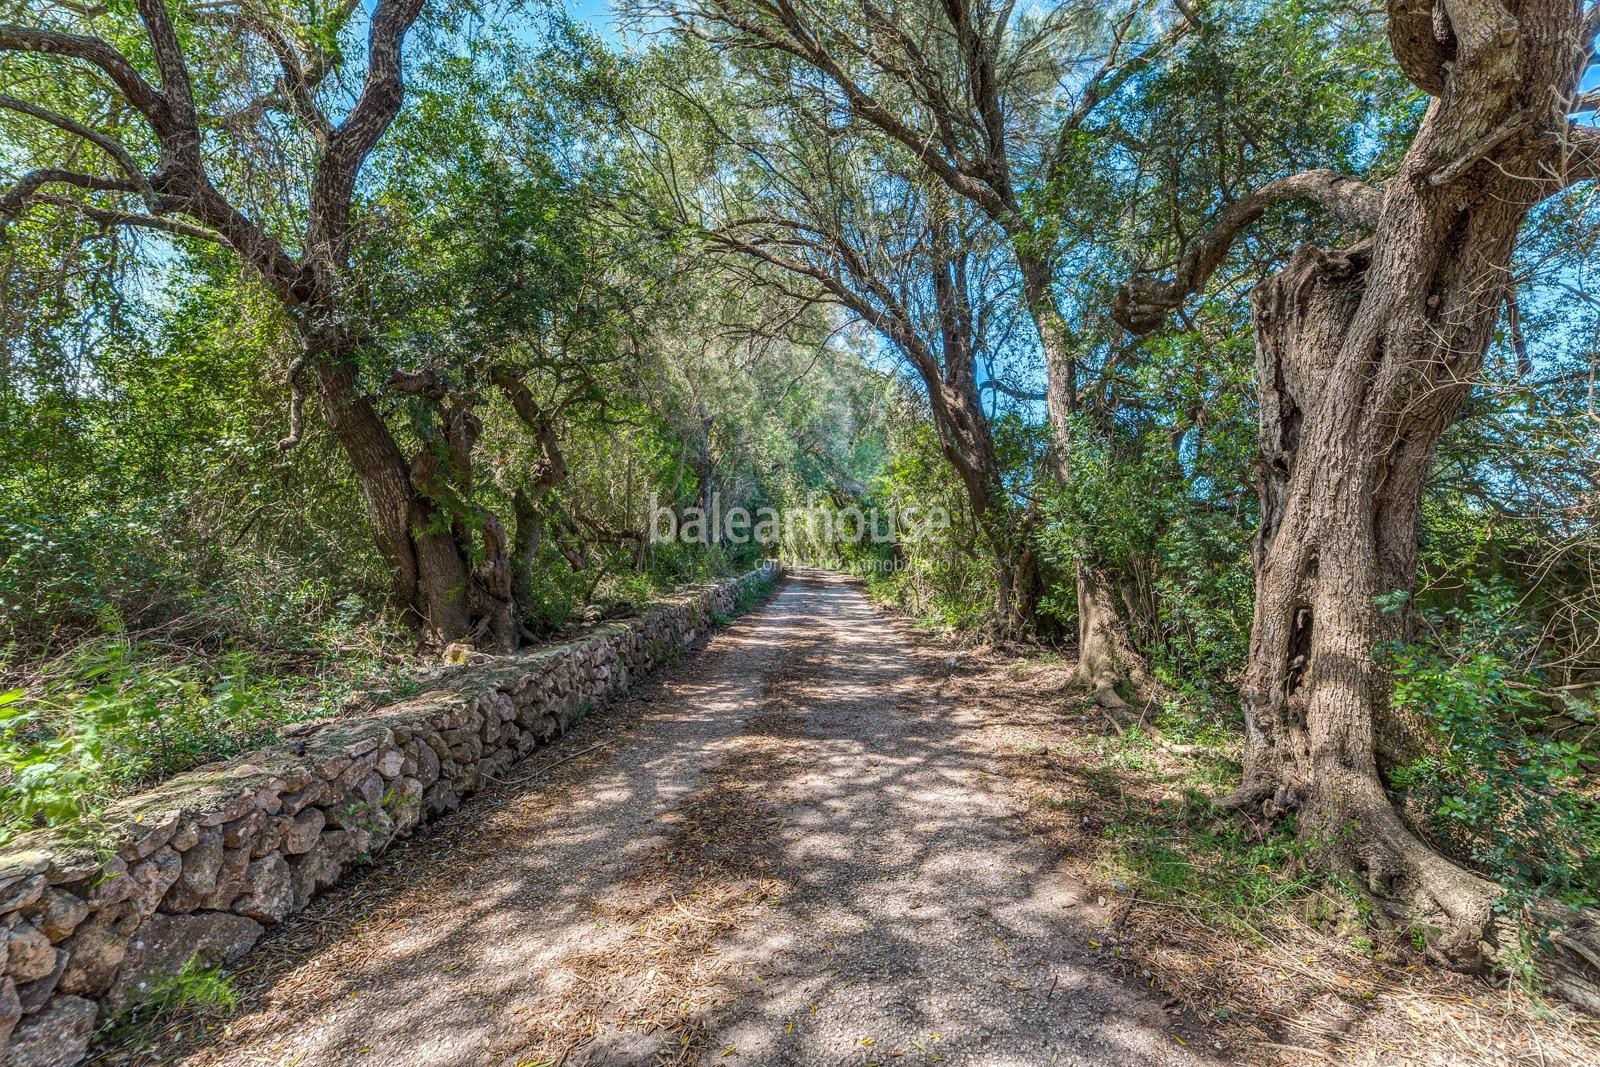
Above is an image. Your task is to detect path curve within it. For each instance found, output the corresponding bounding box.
[158,572,1213,1067]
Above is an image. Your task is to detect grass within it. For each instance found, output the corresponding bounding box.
[1092,791,1332,936]
[96,958,241,1054]
[0,633,419,844]
[732,573,776,613]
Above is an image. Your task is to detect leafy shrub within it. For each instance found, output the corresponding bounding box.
[1384,580,1600,908]
[0,638,412,844]
[98,957,240,1051]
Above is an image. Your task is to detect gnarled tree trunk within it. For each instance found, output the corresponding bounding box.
[312,357,495,646]
[1114,0,1600,1007]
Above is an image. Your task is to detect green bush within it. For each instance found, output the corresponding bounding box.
[0,638,412,844]
[1384,580,1600,908]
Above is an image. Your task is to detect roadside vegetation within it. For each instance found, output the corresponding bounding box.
[2,0,1597,1023]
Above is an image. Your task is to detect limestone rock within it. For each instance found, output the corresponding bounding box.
[168,821,199,852]
[162,829,223,912]
[16,949,65,1013]
[84,857,133,908]
[375,747,405,779]
[0,874,44,913]
[414,741,441,788]
[4,921,55,983]
[117,809,179,861]
[0,977,17,1048]
[277,780,326,816]
[231,855,293,924]
[280,808,325,855]
[26,889,86,943]
[388,777,424,835]
[129,847,181,918]
[58,902,138,996]
[3,994,95,1067]
[197,846,252,911]
[222,810,264,850]
[108,911,262,1008]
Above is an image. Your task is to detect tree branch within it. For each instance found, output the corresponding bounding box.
[305,0,424,270]
[134,0,199,133]
[34,192,226,242]
[980,378,1046,401]
[0,93,155,204]
[0,22,171,129]
[0,167,136,216]
[193,7,334,139]
[1113,168,1384,334]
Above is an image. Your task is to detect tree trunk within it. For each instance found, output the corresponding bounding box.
[1017,248,1151,696]
[311,358,473,644]
[1234,34,1600,995]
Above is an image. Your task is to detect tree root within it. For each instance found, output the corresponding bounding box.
[1305,791,1600,1014]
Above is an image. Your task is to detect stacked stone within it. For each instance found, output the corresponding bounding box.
[0,567,776,1066]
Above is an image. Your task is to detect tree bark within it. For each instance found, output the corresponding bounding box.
[311,359,472,643]
[1114,0,1600,1005]
[1113,0,1600,1004]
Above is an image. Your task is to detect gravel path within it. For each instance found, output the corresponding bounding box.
[162,571,1215,1067]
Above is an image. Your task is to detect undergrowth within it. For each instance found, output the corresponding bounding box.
[96,958,240,1054]
[0,632,416,845]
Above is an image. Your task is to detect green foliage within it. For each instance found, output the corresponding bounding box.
[732,573,775,613]
[97,957,240,1051]
[0,637,411,844]
[1384,581,1600,908]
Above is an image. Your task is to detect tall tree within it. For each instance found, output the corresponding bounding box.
[1114,0,1600,1004]
[645,0,1196,677]
[0,1,502,640]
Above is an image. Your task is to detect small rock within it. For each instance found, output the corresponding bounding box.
[197,790,258,827]
[85,856,134,908]
[231,855,293,924]
[28,888,88,943]
[162,829,223,912]
[278,780,326,817]
[129,848,182,918]
[281,808,325,855]
[118,809,180,861]
[5,922,56,982]
[375,747,405,779]
[198,846,253,911]
[0,977,18,1047]
[222,810,264,850]
[58,902,138,996]
[168,821,200,852]
[0,874,45,913]
[16,949,65,1013]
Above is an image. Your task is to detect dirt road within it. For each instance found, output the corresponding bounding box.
[155,571,1212,1066]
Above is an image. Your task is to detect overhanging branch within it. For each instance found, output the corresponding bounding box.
[1113,168,1384,334]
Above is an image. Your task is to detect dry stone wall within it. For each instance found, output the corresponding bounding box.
[0,566,778,1066]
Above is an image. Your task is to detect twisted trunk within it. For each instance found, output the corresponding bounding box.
[311,358,474,643]
[1110,0,1600,1006]
[1232,0,1598,998]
